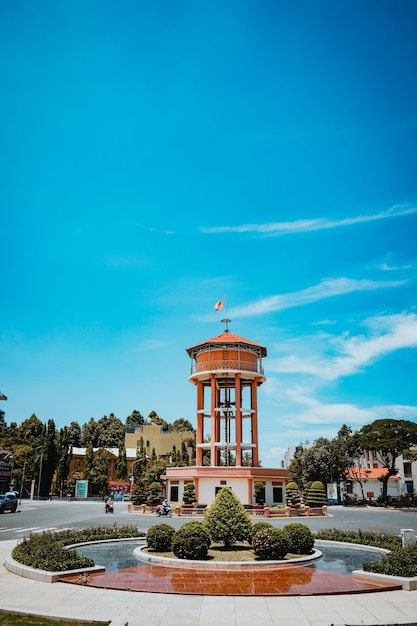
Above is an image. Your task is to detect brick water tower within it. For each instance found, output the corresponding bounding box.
[163,322,288,507]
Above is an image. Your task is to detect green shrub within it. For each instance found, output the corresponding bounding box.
[285,481,300,506]
[147,481,162,505]
[314,528,402,551]
[146,523,175,552]
[253,527,289,560]
[251,521,274,540]
[306,481,327,506]
[172,522,211,559]
[204,488,252,548]
[11,525,145,571]
[283,523,314,554]
[183,483,196,504]
[363,544,417,577]
[254,481,265,505]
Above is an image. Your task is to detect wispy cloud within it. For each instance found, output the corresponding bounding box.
[269,312,417,380]
[226,277,406,318]
[379,262,412,271]
[201,204,417,236]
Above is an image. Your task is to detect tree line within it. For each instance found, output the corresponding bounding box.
[288,419,417,504]
[0,409,194,498]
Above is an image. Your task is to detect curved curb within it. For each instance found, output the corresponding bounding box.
[134,544,323,569]
[4,554,105,583]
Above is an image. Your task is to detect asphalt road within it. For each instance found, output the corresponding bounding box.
[1,500,417,542]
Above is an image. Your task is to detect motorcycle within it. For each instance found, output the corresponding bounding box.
[105,500,114,513]
[156,504,172,517]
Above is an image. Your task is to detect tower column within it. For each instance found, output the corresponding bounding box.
[251,380,259,466]
[210,374,217,466]
[196,381,204,466]
[235,374,242,466]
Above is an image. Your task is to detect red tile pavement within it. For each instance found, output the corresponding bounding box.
[61,564,401,596]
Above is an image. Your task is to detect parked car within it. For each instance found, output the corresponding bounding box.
[0,492,18,513]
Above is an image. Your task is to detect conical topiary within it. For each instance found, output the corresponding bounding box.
[203,488,252,548]
[305,480,327,506]
[183,482,196,505]
[285,481,301,506]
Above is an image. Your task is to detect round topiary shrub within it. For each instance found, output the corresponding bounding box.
[146,523,175,552]
[253,527,289,560]
[285,481,301,506]
[305,481,327,506]
[283,523,314,554]
[251,521,274,541]
[172,522,211,560]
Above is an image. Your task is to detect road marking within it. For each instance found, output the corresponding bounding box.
[0,527,23,533]
[14,527,40,533]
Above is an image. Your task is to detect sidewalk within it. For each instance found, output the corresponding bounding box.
[3,539,417,626]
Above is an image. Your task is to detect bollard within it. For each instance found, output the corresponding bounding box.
[264,505,270,518]
[401,529,416,547]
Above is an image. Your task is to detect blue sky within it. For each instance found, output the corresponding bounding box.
[1,0,417,466]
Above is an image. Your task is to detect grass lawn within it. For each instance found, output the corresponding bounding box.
[0,612,109,626]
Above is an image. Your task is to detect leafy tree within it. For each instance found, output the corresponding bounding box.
[288,444,305,486]
[145,460,168,485]
[148,410,169,430]
[40,419,57,497]
[55,427,72,497]
[133,437,147,482]
[131,481,146,503]
[126,410,144,428]
[170,418,195,433]
[204,488,252,548]
[81,418,99,446]
[116,441,127,480]
[97,413,125,447]
[151,447,158,464]
[83,442,94,492]
[181,440,190,465]
[88,447,109,496]
[67,421,81,447]
[358,419,417,503]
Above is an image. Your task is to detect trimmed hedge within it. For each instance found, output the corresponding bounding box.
[253,527,289,560]
[172,522,211,560]
[306,481,327,506]
[314,528,402,551]
[12,525,145,572]
[283,523,314,554]
[146,523,175,552]
[363,544,417,577]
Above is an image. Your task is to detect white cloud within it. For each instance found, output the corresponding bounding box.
[379,262,412,271]
[201,204,417,236]
[269,312,417,380]
[225,277,406,319]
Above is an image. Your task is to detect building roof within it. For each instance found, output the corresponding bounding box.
[346,468,399,480]
[186,331,267,358]
[72,447,147,460]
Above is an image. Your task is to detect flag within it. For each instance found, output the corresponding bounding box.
[214,300,224,311]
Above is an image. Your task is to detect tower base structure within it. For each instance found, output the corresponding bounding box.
[163,465,288,507]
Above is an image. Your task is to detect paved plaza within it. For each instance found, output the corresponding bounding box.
[3,538,417,626]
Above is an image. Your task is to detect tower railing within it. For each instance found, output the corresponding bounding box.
[191,359,263,375]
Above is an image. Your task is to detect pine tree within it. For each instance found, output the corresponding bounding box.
[204,488,252,548]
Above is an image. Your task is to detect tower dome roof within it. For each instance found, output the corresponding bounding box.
[186,331,267,358]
